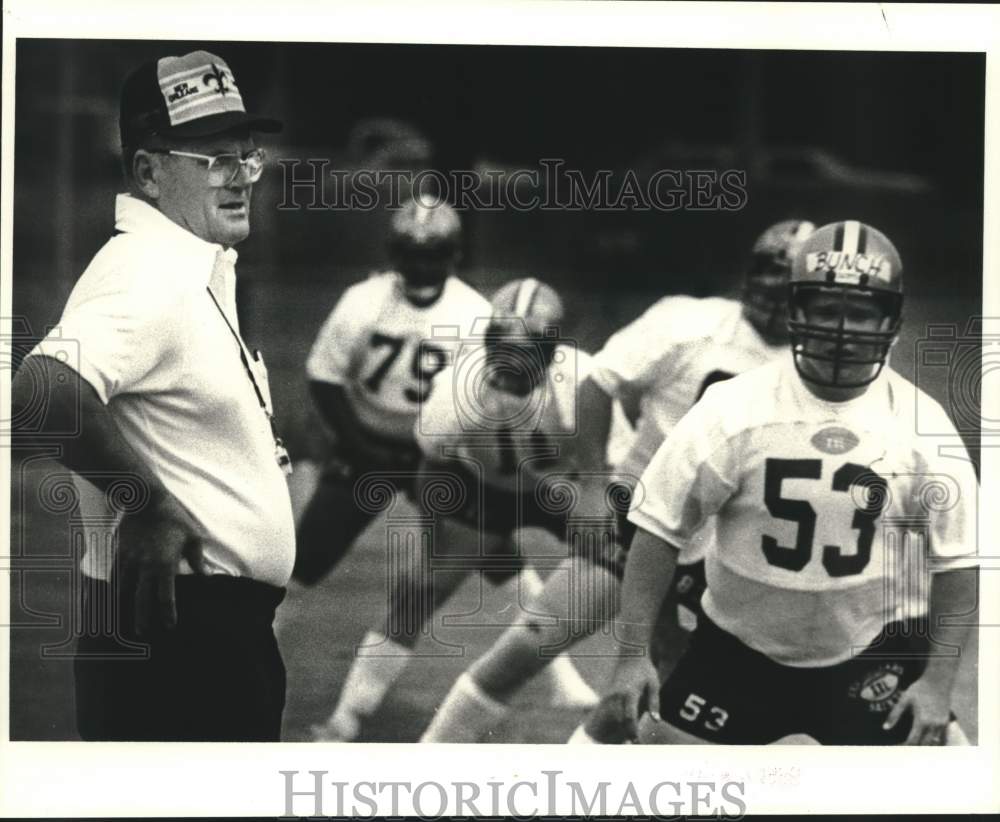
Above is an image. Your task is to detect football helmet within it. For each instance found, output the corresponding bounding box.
[389,195,461,301]
[484,278,564,397]
[742,219,815,344]
[788,220,903,388]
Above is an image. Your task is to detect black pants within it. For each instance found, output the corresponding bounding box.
[74,574,286,742]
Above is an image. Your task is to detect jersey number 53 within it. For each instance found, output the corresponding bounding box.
[762,458,889,577]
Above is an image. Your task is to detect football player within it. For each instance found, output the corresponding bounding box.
[310,277,612,742]
[293,195,489,586]
[604,221,978,745]
[420,220,815,743]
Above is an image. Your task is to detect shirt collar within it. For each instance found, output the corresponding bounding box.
[783,353,891,418]
[114,194,239,284]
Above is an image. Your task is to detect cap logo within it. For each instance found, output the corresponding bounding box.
[203,63,231,95]
[157,51,246,127]
[805,250,892,284]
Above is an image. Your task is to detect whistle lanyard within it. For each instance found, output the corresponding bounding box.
[206,286,292,474]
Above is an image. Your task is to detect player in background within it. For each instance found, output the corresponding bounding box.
[420,220,815,743]
[293,195,489,587]
[604,221,977,746]
[310,277,609,742]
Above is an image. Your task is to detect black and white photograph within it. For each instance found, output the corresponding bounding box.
[1,1,997,817]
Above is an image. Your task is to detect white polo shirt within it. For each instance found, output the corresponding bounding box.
[29,194,296,587]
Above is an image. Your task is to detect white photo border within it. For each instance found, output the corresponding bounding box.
[1,0,998,817]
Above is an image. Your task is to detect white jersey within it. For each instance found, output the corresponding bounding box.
[592,295,786,563]
[630,357,979,667]
[590,296,786,479]
[416,345,625,493]
[306,272,490,441]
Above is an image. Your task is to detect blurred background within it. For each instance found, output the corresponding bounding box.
[9,40,984,740]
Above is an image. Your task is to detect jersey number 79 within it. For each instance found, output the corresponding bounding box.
[762,458,889,577]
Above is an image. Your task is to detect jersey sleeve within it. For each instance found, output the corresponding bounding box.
[305,279,378,385]
[453,280,493,338]
[30,261,184,404]
[627,386,736,548]
[589,296,708,398]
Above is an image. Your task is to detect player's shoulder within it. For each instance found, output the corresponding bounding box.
[703,356,785,400]
[346,269,398,301]
[639,294,741,342]
[442,275,491,309]
[690,358,787,433]
[883,367,963,443]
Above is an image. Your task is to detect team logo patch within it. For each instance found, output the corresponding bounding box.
[805,251,893,284]
[848,664,904,713]
[810,426,860,455]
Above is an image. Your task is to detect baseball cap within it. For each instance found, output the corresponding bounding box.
[119,50,282,147]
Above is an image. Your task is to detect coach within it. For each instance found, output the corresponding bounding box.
[11,51,294,741]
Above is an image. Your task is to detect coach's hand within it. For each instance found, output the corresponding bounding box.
[883,676,951,745]
[599,656,661,742]
[118,491,207,636]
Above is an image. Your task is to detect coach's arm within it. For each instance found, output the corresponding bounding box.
[11,355,206,634]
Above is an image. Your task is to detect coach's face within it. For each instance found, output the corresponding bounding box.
[141,131,256,248]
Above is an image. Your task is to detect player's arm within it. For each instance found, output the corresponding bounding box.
[884,567,978,744]
[587,295,693,429]
[12,355,206,634]
[598,386,735,741]
[306,282,415,469]
[885,430,980,745]
[308,379,413,468]
[603,527,681,739]
[574,376,614,471]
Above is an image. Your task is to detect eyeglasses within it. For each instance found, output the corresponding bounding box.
[147,148,266,187]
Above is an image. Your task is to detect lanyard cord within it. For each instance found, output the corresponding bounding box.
[205,286,277,433]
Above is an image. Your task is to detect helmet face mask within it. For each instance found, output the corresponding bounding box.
[788,220,904,390]
[389,196,461,305]
[483,329,557,397]
[788,284,902,389]
[483,278,564,398]
[743,260,792,343]
[742,220,815,344]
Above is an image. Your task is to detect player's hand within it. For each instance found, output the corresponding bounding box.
[117,490,207,636]
[597,656,661,743]
[883,676,951,745]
